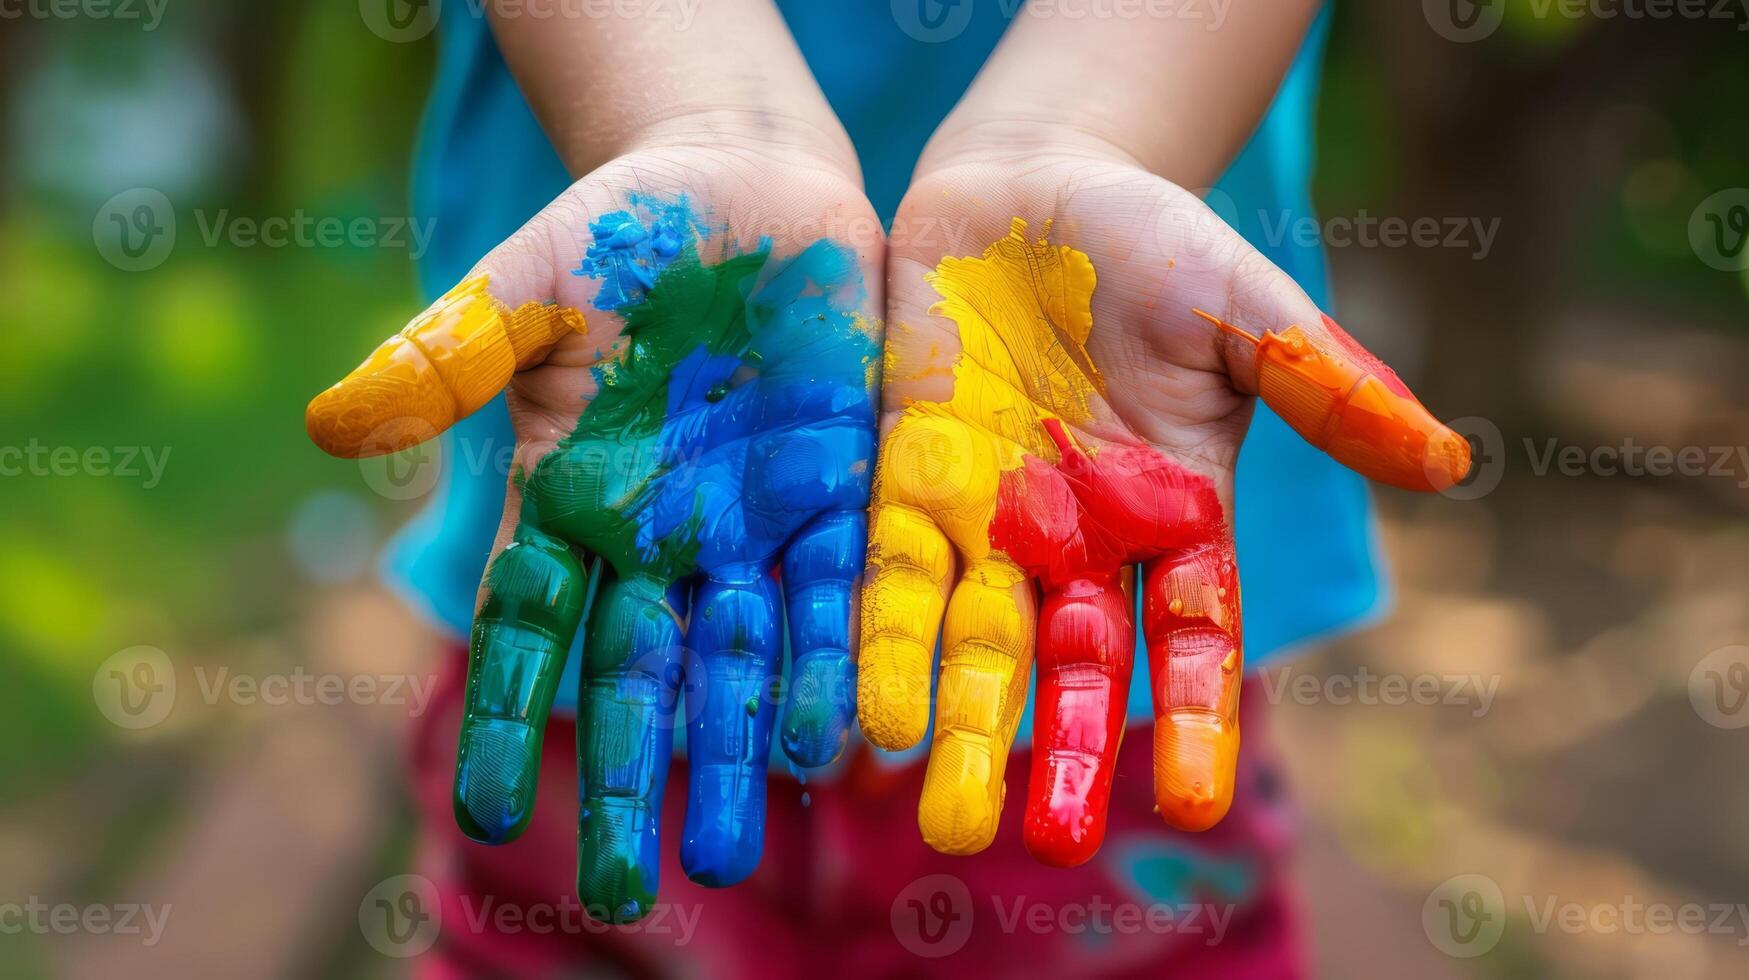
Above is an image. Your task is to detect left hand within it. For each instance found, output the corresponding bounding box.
[859,142,1471,866]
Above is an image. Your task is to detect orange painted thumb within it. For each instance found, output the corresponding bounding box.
[1195,310,1471,493]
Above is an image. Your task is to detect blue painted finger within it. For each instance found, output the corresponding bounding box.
[780,509,865,768]
[577,571,690,923]
[679,562,782,887]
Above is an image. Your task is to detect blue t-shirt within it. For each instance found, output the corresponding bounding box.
[387,2,1386,738]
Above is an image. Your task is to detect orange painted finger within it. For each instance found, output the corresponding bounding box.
[1196,309,1471,493]
[1141,537,1242,833]
[306,275,583,459]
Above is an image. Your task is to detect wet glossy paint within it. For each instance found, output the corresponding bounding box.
[859,217,1468,867]
[307,190,876,922]
[1194,309,1471,493]
[461,196,879,921]
[860,219,1242,865]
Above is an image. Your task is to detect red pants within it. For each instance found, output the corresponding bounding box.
[409,651,1307,979]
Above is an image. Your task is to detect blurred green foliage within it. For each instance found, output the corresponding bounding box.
[0,5,430,797]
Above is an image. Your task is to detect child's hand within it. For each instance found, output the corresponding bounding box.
[860,145,1469,866]
[307,143,881,920]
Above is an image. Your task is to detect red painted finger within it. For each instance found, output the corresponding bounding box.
[1022,571,1134,868]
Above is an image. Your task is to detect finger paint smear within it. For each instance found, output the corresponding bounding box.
[305,277,584,458]
[860,218,1241,867]
[455,195,877,923]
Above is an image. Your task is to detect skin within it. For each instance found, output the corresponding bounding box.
[864,4,1470,865]
[307,2,882,922]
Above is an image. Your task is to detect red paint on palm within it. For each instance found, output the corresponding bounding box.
[990,416,1237,854]
[989,418,1223,588]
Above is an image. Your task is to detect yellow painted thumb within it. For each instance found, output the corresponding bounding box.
[305,275,584,459]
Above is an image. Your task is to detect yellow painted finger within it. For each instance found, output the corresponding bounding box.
[857,409,1004,751]
[917,554,1034,856]
[857,498,953,751]
[306,275,584,458]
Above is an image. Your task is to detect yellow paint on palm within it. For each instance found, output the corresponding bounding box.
[306,275,585,458]
[928,216,1105,437]
[860,218,1104,854]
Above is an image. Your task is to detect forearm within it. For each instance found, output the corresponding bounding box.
[485,0,858,180]
[920,0,1324,186]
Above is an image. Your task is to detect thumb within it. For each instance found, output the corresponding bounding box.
[1073,174,1472,493]
[1195,305,1471,493]
[304,217,585,459]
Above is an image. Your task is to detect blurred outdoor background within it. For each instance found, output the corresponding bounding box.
[0,2,1745,977]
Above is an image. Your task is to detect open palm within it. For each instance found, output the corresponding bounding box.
[860,154,1469,867]
[307,147,882,920]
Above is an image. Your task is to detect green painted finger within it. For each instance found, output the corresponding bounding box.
[454,522,587,844]
[577,570,690,923]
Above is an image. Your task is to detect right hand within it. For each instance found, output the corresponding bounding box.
[306,142,883,922]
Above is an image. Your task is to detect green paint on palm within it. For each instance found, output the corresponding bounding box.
[521,244,768,585]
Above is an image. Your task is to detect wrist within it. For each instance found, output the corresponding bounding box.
[914,115,1146,182]
[618,104,863,188]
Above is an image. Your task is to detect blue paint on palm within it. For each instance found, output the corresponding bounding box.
[577,193,701,310]
[567,195,874,908]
